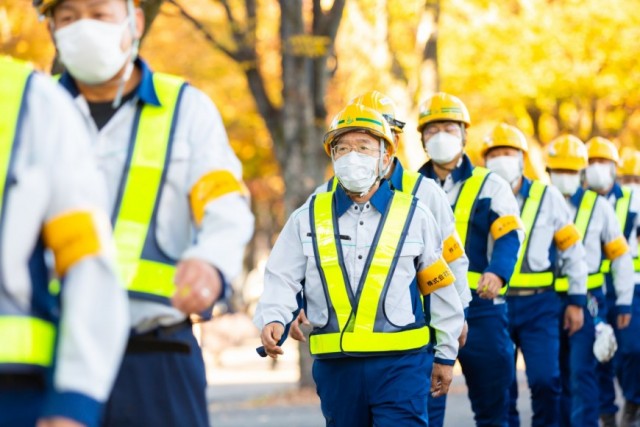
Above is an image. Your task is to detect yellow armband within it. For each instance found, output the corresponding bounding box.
[190,170,244,225]
[604,236,629,260]
[490,215,523,240]
[417,257,455,296]
[43,211,102,277]
[442,233,464,263]
[554,224,581,251]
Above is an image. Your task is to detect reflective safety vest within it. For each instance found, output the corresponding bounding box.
[0,57,56,368]
[452,167,506,294]
[510,181,554,288]
[555,190,603,292]
[601,187,632,274]
[308,191,430,356]
[112,73,187,304]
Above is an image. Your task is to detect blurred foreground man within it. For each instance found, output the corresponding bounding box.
[545,135,633,427]
[36,0,255,425]
[417,93,524,427]
[0,56,128,427]
[481,124,587,427]
[582,138,640,427]
[255,105,464,426]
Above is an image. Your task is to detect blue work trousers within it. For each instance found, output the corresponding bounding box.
[431,308,514,427]
[312,351,432,427]
[559,293,598,427]
[102,324,209,427]
[507,291,561,427]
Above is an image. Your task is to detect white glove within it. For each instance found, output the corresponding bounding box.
[593,322,618,363]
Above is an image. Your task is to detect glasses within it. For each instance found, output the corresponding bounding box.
[332,144,380,157]
[423,123,462,136]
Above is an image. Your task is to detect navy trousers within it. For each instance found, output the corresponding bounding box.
[559,293,599,427]
[431,307,514,427]
[313,351,432,427]
[507,291,561,427]
[102,324,209,427]
[598,284,640,416]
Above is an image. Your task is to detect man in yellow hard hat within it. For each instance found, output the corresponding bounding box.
[0,56,128,427]
[255,104,464,426]
[545,135,634,427]
[417,93,524,427]
[36,0,255,425]
[293,91,471,344]
[583,138,640,427]
[481,124,587,427]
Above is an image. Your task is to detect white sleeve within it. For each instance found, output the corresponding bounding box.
[548,186,588,297]
[178,87,255,281]
[598,198,634,307]
[253,207,308,330]
[416,178,471,309]
[34,76,129,403]
[415,204,464,362]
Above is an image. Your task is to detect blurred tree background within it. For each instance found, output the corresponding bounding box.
[4,0,640,387]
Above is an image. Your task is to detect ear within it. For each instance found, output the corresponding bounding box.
[134,7,145,39]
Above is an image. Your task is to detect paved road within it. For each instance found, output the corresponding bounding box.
[209,370,534,427]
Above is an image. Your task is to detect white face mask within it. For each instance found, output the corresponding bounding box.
[585,163,615,192]
[55,19,132,85]
[485,154,523,189]
[550,172,581,196]
[333,152,380,195]
[425,132,463,164]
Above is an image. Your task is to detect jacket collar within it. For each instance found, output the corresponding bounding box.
[58,58,161,107]
[417,153,473,184]
[334,179,394,217]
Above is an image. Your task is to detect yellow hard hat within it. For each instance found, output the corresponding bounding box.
[618,147,640,177]
[585,136,620,164]
[323,104,395,157]
[481,123,529,157]
[34,0,141,15]
[349,91,405,133]
[417,92,471,132]
[545,135,588,171]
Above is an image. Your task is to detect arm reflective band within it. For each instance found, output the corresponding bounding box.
[190,170,244,225]
[490,215,523,240]
[604,236,629,260]
[417,257,455,295]
[43,211,102,277]
[442,233,464,263]
[554,224,581,251]
[0,317,55,366]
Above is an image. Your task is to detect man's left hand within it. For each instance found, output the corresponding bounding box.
[618,313,632,329]
[430,363,453,398]
[171,259,221,314]
[477,272,503,299]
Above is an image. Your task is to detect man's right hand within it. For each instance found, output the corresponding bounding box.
[289,309,311,342]
[563,304,584,336]
[260,322,285,359]
[458,320,468,348]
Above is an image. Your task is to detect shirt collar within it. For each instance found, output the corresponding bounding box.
[58,58,161,107]
[417,154,473,184]
[333,179,394,217]
[569,186,586,208]
[389,158,405,191]
[518,177,533,198]
[608,182,624,199]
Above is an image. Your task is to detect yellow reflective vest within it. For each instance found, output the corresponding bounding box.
[308,191,430,356]
[555,190,603,292]
[112,73,187,304]
[0,57,56,368]
[509,181,555,288]
[601,187,633,274]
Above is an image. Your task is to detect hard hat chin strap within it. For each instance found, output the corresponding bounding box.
[112,0,139,108]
